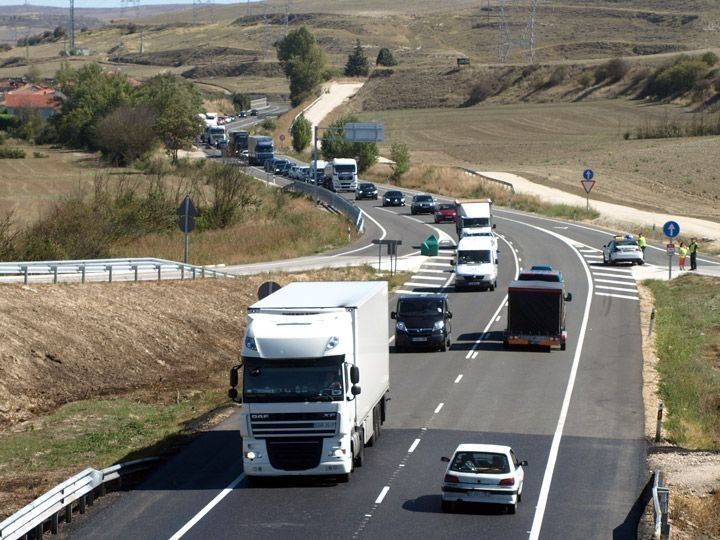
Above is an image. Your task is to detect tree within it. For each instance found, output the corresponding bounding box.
[25,64,42,84]
[94,105,157,166]
[321,113,378,173]
[231,92,251,113]
[290,114,312,152]
[135,73,203,163]
[53,63,133,149]
[276,27,328,106]
[376,47,397,67]
[390,142,410,181]
[12,109,44,141]
[345,40,370,77]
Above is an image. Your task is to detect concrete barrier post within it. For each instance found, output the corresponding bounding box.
[655,401,664,442]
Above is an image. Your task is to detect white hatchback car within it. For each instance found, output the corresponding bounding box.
[441,444,526,514]
[602,235,644,265]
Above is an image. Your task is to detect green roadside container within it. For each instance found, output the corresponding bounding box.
[421,235,439,256]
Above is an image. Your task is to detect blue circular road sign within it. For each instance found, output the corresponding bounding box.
[583,168,594,181]
[663,220,680,238]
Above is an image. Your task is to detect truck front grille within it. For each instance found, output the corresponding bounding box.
[266,437,323,471]
[250,412,337,438]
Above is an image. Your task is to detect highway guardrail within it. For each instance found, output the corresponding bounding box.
[0,457,158,540]
[652,469,671,539]
[283,181,364,232]
[0,257,236,285]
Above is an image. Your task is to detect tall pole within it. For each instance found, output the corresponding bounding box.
[183,197,190,264]
[70,0,75,51]
[313,125,319,204]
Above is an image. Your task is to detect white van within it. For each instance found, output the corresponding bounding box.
[452,236,498,291]
[456,199,495,239]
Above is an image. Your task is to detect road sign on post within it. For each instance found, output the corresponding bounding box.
[581,169,595,211]
[344,123,385,143]
[177,195,198,264]
[663,221,680,280]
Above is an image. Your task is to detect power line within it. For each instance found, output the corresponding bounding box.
[496,0,539,64]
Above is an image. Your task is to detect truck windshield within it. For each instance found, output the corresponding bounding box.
[462,217,490,228]
[257,142,273,150]
[335,164,356,173]
[210,128,225,135]
[398,298,443,316]
[243,356,345,403]
[458,250,491,264]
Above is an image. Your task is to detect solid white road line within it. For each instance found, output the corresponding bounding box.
[406,217,424,224]
[375,486,390,504]
[395,289,429,295]
[454,374,463,384]
[404,282,441,288]
[498,216,593,540]
[415,269,448,274]
[591,266,633,273]
[409,275,447,281]
[168,471,246,540]
[594,284,638,293]
[595,292,639,301]
[595,278,639,286]
[434,403,444,414]
[408,439,421,453]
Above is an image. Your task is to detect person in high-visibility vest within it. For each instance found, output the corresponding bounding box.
[638,233,647,255]
[689,238,698,271]
[678,242,688,271]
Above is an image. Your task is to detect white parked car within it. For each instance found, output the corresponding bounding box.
[602,235,644,265]
[441,444,526,514]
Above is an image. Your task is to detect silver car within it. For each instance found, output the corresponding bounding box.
[603,235,644,265]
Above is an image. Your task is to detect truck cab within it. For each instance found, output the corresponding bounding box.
[452,236,498,291]
[324,158,358,192]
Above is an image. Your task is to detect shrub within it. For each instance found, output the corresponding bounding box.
[260,118,276,131]
[376,48,398,67]
[647,56,708,98]
[578,71,593,88]
[700,51,719,67]
[548,66,567,86]
[0,147,26,159]
[32,151,48,158]
[465,79,495,106]
[594,58,628,84]
[94,105,157,166]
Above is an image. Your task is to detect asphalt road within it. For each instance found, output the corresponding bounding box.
[63,174,687,539]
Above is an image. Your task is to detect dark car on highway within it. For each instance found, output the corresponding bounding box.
[265,158,288,174]
[411,194,437,215]
[355,182,379,200]
[392,294,452,352]
[434,203,458,223]
[383,190,406,207]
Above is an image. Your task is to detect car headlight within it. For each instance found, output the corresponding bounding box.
[244,336,258,351]
[433,320,445,330]
[396,321,407,332]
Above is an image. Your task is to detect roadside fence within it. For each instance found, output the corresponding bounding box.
[0,457,158,540]
[283,181,365,233]
[456,167,515,193]
[0,258,236,285]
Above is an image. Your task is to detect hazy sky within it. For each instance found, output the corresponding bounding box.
[0,1,249,7]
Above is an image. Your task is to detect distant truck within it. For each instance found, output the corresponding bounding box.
[503,279,572,351]
[229,130,249,155]
[228,281,390,482]
[309,159,328,185]
[203,112,218,127]
[247,135,275,166]
[204,125,227,147]
[452,235,498,291]
[323,158,358,192]
[455,199,495,240]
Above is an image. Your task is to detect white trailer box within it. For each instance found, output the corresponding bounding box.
[234,281,389,481]
[455,198,495,240]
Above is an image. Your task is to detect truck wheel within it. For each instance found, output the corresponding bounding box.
[353,438,364,468]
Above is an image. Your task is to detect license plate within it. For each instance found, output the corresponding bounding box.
[411,337,428,342]
[468,491,490,497]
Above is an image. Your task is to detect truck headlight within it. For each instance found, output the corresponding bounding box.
[326,336,340,350]
[433,320,445,330]
[396,321,407,332]
[245,450,260,460]
[244,336,258,351]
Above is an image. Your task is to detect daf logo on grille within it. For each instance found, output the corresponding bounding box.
[251,414,270,419]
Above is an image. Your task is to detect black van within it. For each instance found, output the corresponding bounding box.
[391,294,452,352]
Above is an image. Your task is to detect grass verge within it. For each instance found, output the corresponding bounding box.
[365,165,599,222]
[645,274,720,449]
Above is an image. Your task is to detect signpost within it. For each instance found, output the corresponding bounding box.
[177,195,198,265]
[581,168,595,211]
[372,239,402,275]
[663,220,680,280]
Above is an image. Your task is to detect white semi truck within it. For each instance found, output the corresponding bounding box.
[228,281,390,482]
[323,158,358,192]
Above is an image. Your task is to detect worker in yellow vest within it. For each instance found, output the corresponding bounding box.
[678,242,688,271]
[638,233,647,255]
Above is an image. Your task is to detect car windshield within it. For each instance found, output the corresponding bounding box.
[615,240,638,247]
[360,183,375,189]
[450,452,510,474]
[397,298,444,317]
[386,191,402,197]
[415,195,433,202]
[457,250,491,264]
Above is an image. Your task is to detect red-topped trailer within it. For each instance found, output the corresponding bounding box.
[503,279,572,351]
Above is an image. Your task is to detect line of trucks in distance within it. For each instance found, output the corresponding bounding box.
[222,129,359,193]
[225,202,572,483]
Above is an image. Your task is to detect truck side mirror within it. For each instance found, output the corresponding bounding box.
[390,311,397,319]
[520,460,528,467]
[447,312,453,319]
[441,456,450,463]
[229,365,240,388]
[351,385,362,396]
[565,293,573,302]
[350,365,360,384]
[228,388,241,402]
